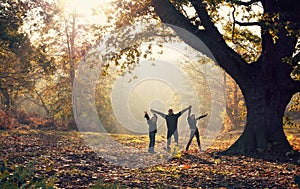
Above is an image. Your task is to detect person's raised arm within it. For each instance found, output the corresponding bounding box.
[180,105,192,115]
[144,111,150,120]
[151,109,166,118]
[188,105,191,118]
[196,113,208,120]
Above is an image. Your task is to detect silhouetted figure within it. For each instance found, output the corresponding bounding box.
[151,105,190,151]
[144,111,158,153]
[185,106,208,152]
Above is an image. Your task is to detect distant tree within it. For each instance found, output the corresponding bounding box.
[181,58,246,132]
[21,0,102,126]
[284,93,300,128]
[223,72,246,131]
[0,1,55,109]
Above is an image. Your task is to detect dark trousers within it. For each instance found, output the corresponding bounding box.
[186,128,201,151]
[148,132,156,152]
[167,129,178,149]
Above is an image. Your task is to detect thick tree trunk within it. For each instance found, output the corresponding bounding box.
[224,82,294,154]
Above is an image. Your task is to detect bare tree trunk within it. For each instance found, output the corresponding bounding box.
[231,83,243,130]
[65,11,77,86]
[69,13,76,85]
[0,88,11,109]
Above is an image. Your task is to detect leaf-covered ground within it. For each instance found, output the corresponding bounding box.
[0,128,299,188]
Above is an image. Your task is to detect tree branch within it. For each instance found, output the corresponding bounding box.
[235,21,261,27]
[190,0,222,40]
[151,0,215,60]
[232,5,236,42]
[230,0,260,6]
[231,3,260,44]
[151,0,250,85]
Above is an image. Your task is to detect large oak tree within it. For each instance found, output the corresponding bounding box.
[153,0,300,154]
[109,0,300,154]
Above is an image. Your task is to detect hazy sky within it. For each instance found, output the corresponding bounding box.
[111,54,201,134]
